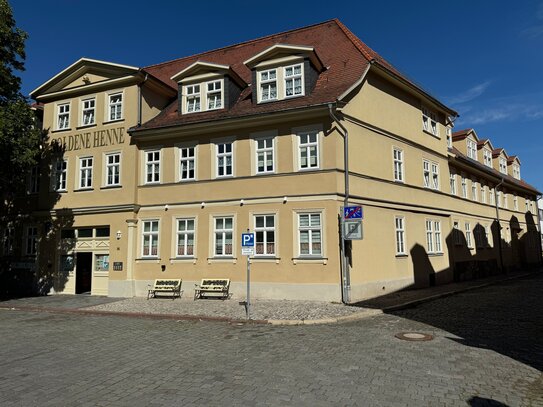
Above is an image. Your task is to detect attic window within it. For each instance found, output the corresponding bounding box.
[260,69,277,101]
[183,79,224,114]
[186,85,201,113]
[483,149,492,167]
[499,157,507,174]
[513,164,520,179]
[422,107,438,137]
[284,64,303,97]
[257,63,304,103]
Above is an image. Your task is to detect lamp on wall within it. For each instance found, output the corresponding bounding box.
[116,230,122,240]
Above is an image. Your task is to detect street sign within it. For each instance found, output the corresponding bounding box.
[241,233,255,256]
[343,220,363,240]
[343,206,363,219]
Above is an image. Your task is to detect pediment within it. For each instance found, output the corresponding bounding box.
[31,58,140,98]
[171,61,246,88]
[244,44,324,72]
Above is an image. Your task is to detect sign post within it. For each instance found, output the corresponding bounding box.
[241,231,255,319]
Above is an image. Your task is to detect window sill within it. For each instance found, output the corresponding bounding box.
[51,190,67,194]
[74,188,94,192]
[395,254,408,258]
[103,119,124,125]
[298,167,320,172]
[251,257,280,264]
[51,128,71,133]
[423,129,440,139]
[207,257,237,264]
[76,124,96,130]
[428,253,444,257]
[135,258,161,263]
[170,257,197,264]
[292,257,327,265]
[100,185,122,190]
[93,271,109,276]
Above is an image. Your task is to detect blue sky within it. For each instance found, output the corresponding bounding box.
[11,0,543,193]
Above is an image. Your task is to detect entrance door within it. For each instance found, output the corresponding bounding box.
[75,252,92,294]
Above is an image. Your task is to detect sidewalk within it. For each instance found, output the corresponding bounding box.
[0,270,540,325]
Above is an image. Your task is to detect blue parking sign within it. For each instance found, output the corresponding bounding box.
[343,206,363,219]
[242,233,255,247]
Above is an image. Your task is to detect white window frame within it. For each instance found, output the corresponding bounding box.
[483,149,492,167]
[105,152,121,187]
[56,102,70,130]
[185,84,201,113]
[206,80,223,110]
[485,224,492,247]
[467,138,477,160]
[141,220,159,258]
[108,92,123,122]
[298,212,322,257]
[490,187,495,205]
[423,159,439,190]
[216,141,234,178]
[393,147,404,182]
[176,218,195,257]
[425,219,442,254]
[446,127,452,148]
[254,214,276,256]
[513,164,520,179]
[79,156,93,189]
[503,192,508,209]
[471,180,478,202]
[53,159,67,192]
[213,216,234,257]
[461,175,468,199]
[449,171,456,195]
[179,146,196,181]
[284,63,304,98]
[422,107,439,137]
[395,216,406,255]
[81,97,96,126]
[465,222,473,248]
[298,130,319,170]
[256,137,275,174]
[145,150,161,184]
[25,226,38,256]
[259,69,277,102]
[499,157,507,174]
[514,195,518,211]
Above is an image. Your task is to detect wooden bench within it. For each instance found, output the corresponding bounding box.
[194,278,230,300]
[147,279,182,300]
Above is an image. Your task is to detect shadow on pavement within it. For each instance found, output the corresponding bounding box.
[468,396,509,406]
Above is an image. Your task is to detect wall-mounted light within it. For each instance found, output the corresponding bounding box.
[283,196,288,204]
[240,199,244,206]
[164,204,169,211]
[201,202,205,208]
[116,230,122,240]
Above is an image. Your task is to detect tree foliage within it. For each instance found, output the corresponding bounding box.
[0,0,43,225]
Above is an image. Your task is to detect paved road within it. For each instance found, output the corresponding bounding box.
[1,275,542,406]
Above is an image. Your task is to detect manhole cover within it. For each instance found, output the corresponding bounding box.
[395,332,434,341]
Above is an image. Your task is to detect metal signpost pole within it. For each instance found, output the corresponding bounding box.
[246,246,250,320]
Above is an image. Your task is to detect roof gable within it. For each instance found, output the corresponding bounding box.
[477,139,494,150]
[243,44,324,71]
[170,61,246,88]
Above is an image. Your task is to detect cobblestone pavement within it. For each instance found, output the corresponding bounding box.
[1,274,542,406]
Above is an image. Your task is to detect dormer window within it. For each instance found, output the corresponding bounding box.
[284,64,303,97]
[185,84,201,113]
[422,107,438,137]
[446,127,452,148]
[499,157,507,174]
[483,149,492,167]
[207,81,223,110]
[513,164,520,179]
[467,139,477,160]
[260,69,277,101]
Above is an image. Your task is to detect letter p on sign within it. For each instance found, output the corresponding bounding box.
[242,233,255,247]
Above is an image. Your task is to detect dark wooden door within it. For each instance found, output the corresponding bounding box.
[75,252,92,294]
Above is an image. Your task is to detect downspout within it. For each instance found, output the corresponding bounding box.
[329,103,350,304]
[494,177,505,273]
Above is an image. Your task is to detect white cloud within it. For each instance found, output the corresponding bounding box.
[444,81,491,105]
[520,2,543,38]
[458,102,543,126]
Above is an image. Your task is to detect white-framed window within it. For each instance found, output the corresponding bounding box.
[185,84,201,113]
[423,159,439,190]
[525,197,530,212]
[57,103,70,130]
[260,69,277,102]
[145,150,160,184]
[393,148,404,182]
[461,175,468,199]
[206,80,222,110]
[425,220,442,254]
[256,137,274,174]
[216,142,233,177]
[284,63,304,98]
[471,180,478,201]
[176,218,195,257]
[446,127,452,148]
[483,149,492,167]
[394,216,406,255]
[214,216,233,256]
[81,97,95,126]
[489,187,495,205]
[298,131,319,170]
[453,221,462,245]
[105,153,121,186]
[108,92,123,121]
[142,220,159,257]
[515,164,521,179]
[422,107,438,137]
[255,214,275,256]
[179,146,196,181]
[449,171,456,195]
[25,226,38,256]
[481,184,486,204]
[79,156,93,189]
[2,227,14,255]
[499,157,507,174]
[95,254,109,271]
[497,191,502,208]
[467,139,477,160]
[465,222,472,248]
[53,159,67,191]
[514,195,518,211]
[485,224,492,247]
[298,213,322,256]
[503,192,508,209]
[28,165,40,194]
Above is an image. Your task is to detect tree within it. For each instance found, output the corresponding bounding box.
[0,0,43,228]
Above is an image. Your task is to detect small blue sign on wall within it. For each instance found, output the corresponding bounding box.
[241,233,255,247]
[343,206,363,219]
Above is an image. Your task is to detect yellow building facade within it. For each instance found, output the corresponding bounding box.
[12,19,540,303]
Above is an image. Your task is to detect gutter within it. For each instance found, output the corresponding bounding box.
[328,103,351,304]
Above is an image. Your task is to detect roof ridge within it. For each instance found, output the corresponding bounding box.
[143,19,338,70]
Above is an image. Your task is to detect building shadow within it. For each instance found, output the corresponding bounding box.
[468,396,509,407]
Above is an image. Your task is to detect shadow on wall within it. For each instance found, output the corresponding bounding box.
[0,135,74,299]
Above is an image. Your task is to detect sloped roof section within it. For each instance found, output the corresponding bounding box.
[134,19,455,133]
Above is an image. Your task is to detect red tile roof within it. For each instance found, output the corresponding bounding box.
[133,19,454,133]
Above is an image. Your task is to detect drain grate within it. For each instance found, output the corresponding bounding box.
[395,332,434,341]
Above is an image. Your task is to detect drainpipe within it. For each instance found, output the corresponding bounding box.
[329,103,351,304]
[494,177,505,272]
